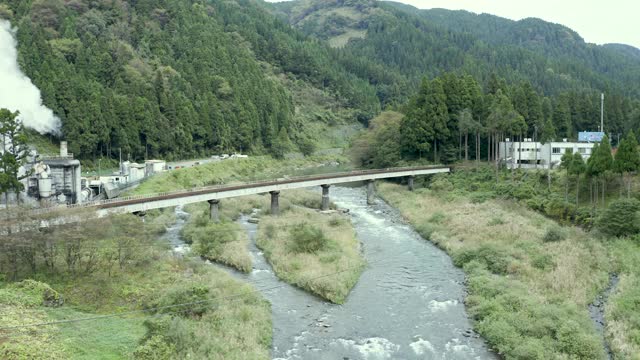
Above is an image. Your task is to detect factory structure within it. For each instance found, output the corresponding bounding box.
[2,138,249,208]
[0,141,167,207]
[24,141,85,205]
[498,132,604,169]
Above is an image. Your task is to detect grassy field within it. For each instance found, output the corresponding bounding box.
[129,155,349,195]
[378,181,610,359]
[0,210,272,359]
[256,200,365,304]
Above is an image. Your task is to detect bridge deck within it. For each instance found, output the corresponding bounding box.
[3,166,450,219]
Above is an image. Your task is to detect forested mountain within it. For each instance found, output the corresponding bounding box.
[0,0,379,160]
[2,0,639,161]
[274,0,640,98]
[272,0,640,147]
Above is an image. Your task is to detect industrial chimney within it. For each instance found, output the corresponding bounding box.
[60,141,68,157]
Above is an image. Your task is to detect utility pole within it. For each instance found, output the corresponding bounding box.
[534,125,538,170]
[600,93,604,133]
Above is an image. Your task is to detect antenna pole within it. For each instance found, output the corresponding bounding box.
[600,93,604,133]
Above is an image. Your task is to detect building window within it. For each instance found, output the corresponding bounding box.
[552,147,562,154]
[578,148,587,154]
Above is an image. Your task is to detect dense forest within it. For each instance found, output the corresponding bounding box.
[274,0,640,140]
[354,72,640,167]
[0,0,379,160]
[1,0,640,161]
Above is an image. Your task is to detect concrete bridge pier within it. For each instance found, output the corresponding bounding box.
[366,180,375,205]
[270,191,280,216]
[208,199,220,222]
[321,185,331,211]
[408,176,415,191]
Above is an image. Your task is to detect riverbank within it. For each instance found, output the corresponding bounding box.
[0,210,271,359]
[378,181,610,359]
[606,239,640,358]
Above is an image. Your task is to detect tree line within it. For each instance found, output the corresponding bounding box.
[398,73,640,165]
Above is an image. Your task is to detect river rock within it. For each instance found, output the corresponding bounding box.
[248,218,260,224]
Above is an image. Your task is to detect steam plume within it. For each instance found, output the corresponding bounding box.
[0,20,61,134]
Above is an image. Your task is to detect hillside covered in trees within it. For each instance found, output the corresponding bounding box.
[0,0,380,160]
[1,0,640,161]
[273,0,640,140]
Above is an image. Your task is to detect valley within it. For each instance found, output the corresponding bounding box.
[1,0,640,359]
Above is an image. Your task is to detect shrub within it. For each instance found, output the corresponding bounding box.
[596,198,640,237]
[531,253,555,270]
[415,222,435,240]
[0,280,63,307]
[297,137,317,156]
[288,223,328,253]
[184,222,238,259]
[453,245,511,275]
[141,315,174,340]
[543,197,575,222]
[430,175,454,192]
[133,335,174,360]
[542,226,567,243]
[525,196,546,212]
[429,211,446,224]
[573,206,595,228]
[148,284,211,318]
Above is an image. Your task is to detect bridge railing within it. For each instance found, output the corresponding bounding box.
[1,165,448,218]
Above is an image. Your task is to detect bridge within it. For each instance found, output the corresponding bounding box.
[2,166,450,225]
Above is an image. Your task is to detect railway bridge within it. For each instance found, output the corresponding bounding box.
[3,166,450,225]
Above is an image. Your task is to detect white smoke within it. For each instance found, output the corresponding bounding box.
[0,19,61,134]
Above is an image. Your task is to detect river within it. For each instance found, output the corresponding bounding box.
[166,186,495,359]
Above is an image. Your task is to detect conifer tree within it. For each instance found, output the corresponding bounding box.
[587,136,613,206]
[0,109,30,207]
[570,152,586,205]
[613,132,640,197]
[560,149,574,202]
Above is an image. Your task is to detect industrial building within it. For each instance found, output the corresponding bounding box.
[0,139,170,207]
[499,138,597,169]
[25,141,85,205]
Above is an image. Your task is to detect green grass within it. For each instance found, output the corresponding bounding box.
[49,308,147,360]
[0,209,272,359]
[256,201,365,304]
[605,238,640,359]
[0,281,67,359]
[378,182,610,359]
[129,155,348,196]
[181,204,253,273]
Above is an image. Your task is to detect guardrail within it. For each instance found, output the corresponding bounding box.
[0,165,449,219]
